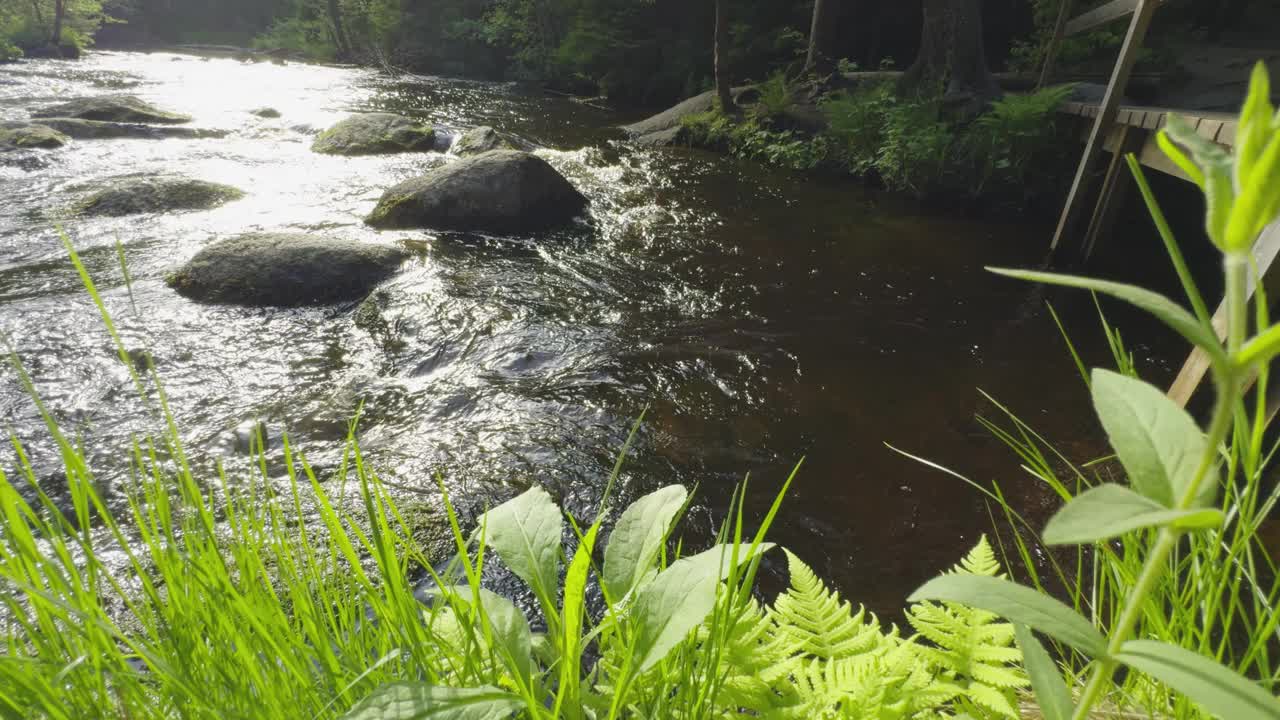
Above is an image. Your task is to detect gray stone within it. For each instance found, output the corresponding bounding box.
[168,233,408,306]
[453,126,516,156]
[366,150,588,232]
[312,113,436,155]
[78,176,244,217]
[32,95,192,124]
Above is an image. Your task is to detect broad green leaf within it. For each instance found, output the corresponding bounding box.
[480,487,562,614]
[630,542,772,672]
[434,587,533,685]
[987,269,1226,367]
[1043,483,1222,545]
[339,683,523,720]
[908,575,1106,657]
[1116,640,1280,720]
[560,521,600,694]
[603,485,687,601]
[1091,369,1216,508]
[1015,625,1073,720]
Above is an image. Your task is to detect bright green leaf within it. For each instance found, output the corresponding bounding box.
[603,485,687,601]
[1116,640,1280,720]
[1042,483,1221,545]
[1091,369,1216,508]
[480,487,562,616]
[339,683,523,720]
[907,574,1107,657]
[1015,625,1073,720]
[986,269,1226,367]
[434,587,533,685]
[630,542,772,672]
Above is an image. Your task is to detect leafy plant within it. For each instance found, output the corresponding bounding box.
[752,71,795,121]
[910,61,1280,720]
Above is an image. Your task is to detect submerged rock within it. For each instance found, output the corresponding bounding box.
[452,126,516,156]
[312,113,436,155]
[250,107,282,118]
[0,124,70,150]
[20,117,226,140]
[167,233,408,306]
[78,176,244,217]
[366,150,588,232]
[33,95,192,124]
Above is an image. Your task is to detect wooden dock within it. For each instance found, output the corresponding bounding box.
[1041,0,1278,410]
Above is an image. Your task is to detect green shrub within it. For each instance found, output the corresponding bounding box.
[821,83,894,175]
[252,16,336,60]
[959,84,1077,198]
[751,71,795,121]
[0,38,21,61]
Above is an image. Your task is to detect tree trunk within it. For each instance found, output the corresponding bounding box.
[804,0,840,75]
[326,0,352,58]
[899,0,948,95]
[945,0,1000,108]
[899,0,1000,111]
[51,0,66,45]
[714,0,734,112]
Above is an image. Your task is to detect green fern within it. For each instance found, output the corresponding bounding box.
[906,536,1028,719]
[770,550,892,660]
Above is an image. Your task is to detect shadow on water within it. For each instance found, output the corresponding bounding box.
[0,50,1195,615]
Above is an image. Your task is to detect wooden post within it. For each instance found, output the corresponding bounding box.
[1037,0,1076,89]
[1168,220,1280,408]
[1081,125,1145,259]
[1050,0,1161,252]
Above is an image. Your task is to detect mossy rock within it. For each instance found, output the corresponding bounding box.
[33,95,192,124]
[250,107,282,118]
[452,126,517,156]
[78,176,244,217]
[366,150,588,233]
[0,124,70,150]
[312,113,436,156]
[167,233,408,307]
[32,118,227,140]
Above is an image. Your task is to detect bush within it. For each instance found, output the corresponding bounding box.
[750,71,794,121]
[0,38,21,61]
[252,16,336,60]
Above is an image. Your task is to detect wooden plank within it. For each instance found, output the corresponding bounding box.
[1065,0,1156,35]
[1135,132,1192,181]
[1038,0,1077,89]
[1169,220,1280,407]
[1051,0,1162,252]
[1084,125,1143,259]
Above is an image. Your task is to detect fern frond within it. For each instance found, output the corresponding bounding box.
[907,537,1027,718]
[771,550,890,660]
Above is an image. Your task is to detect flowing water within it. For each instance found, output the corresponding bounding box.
[0,51,1183,612]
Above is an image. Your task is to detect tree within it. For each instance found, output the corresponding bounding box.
[804,0,840,75]
[326,0,351,57]
[899,0,1000,110]
[51,0,65,44]
[714,0,733,112]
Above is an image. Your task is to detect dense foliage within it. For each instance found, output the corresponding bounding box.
[680,81,1076,206]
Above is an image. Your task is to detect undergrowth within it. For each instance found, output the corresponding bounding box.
[680,82,1076,207]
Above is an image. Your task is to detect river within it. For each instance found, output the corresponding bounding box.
[0,50,1180,613]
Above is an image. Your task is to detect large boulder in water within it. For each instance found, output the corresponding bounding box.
[32,95,192,124]
[452,126,516,156]
[168,233,408,306]
[312,113,436,155]
[31,118,227,140]
[0,124,70,150]
[366,150,588,232]
[78,176,243,216]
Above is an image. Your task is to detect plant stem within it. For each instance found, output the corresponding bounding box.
[1069,252,1248,720]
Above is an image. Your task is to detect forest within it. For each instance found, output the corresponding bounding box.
[0,0,1266,106]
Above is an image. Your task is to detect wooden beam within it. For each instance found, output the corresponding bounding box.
[1051,0,1162,252]
[1065,0,1164,36]
[1168,221,1280,407]
[1038,0,1077,89]
[1083,125,1144,259]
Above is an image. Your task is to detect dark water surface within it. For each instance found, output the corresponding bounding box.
[0,51,1183,613]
